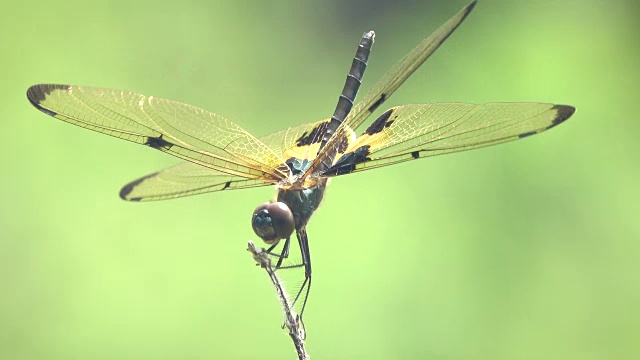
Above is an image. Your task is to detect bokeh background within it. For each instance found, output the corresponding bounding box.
[2,0,639,359]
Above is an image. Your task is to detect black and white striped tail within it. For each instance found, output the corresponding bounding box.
[318,31,375,153]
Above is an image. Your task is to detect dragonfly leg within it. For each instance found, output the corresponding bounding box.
[265,236,291,269]
[262,228,313,321]
[289,228,312,320]
[264,237,306,270]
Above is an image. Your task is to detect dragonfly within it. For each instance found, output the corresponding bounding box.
[26,0,574,322]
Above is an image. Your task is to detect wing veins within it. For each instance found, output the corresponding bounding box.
[322,102,574,177]
[28,84,287,181]
[301,2,477,181]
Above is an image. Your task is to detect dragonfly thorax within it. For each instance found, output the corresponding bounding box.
[278,156,331,191]
[277,181,327,229]
[285,157,312,176]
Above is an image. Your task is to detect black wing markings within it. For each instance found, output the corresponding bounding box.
[363,109,394,135]
[323,103,575,176]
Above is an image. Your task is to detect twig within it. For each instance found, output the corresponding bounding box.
[247,241,309,360]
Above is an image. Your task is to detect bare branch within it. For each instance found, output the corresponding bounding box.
[247,241,309,360]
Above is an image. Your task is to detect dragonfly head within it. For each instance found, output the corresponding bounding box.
[251,202,295,244]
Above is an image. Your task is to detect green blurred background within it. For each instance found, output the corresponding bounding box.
[2,0,639,359]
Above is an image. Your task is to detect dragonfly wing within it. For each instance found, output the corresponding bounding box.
[27,84,288,182]
[344,1,477,130]
[124,118,358,201]
[304,1,477,178]
[119,161,272,201]
[322,103,575,176]
[120,118,358,202]
[259,119,328,162]
[258,118,356,164]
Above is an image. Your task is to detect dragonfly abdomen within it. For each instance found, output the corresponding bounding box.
[320,31,375,152]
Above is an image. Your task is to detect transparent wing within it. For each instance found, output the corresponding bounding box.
[119,119,353,202]
[27,84,289,182]
[322,103,575,176]
[119,161,272,201]
[259,118,356,163]
[258,119,330,163]
[305,1,477,178]
[345,0,477,130]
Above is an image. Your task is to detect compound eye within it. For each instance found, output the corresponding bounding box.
[251,202,295,244]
